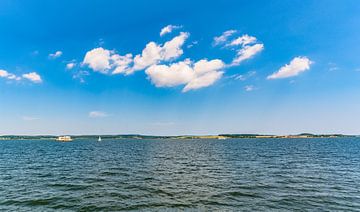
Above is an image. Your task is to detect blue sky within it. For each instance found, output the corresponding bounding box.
[1,0,360,135]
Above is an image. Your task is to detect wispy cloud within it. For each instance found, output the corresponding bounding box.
[22,116,40,121]
[231,43,264,66]
[160,25,182,36]
[89,111,109,118]
[150,122,175,126]
[72,70,89,83]
[328,62,338,72]
[227,34,257,47]
[244,85,255,92]
[31,50,39,56]
[214,30,264,66]
[213,30,237,46]
[231,71,256,81]
[49,51,63,59]
[66,62,76,70]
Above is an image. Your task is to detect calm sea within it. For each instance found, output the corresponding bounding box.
[0,138,360,211]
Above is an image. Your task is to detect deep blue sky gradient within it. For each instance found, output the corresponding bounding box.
[1,0,360,135]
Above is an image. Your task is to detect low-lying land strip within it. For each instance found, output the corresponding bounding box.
[0,133,356,140]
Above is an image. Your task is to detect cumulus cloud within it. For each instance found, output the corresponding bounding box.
[89,111,109,118]
[267,56,312,79]
[145,59,225,92]
[66,62,76,70]
[111,53,133,75]
[82,32,189,75]
[160,25,181,36]
[0,69,42,83]
[83,48,112,73]
[22,72,42,83]
[132,42,162,71]
[0,69,10,78]
[0,69,21,81]
[183,68,223,92]
[49,51,62,59]
[82,47,133,75]
[213,30,237,46]
[162,32,189,60]
[80,27,265,92]
[132,32,189,72]
[145,60,194,87]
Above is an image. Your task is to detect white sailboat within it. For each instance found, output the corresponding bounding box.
[98,136,102,142]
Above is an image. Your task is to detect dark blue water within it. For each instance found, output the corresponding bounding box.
[1,138,360,211]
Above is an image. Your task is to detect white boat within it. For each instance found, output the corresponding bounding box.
[98,136,102,142]
[56,136,73,142]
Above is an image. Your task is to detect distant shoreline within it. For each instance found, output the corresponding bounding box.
[0,133,357,141]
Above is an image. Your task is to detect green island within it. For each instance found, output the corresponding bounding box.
[0,133,356,140]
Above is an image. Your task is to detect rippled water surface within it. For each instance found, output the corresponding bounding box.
[1,138,360,211]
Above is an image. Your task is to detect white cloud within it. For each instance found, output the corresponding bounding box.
[0,69,21,81]
[83,47,133,75]
[214,31,264,66]
[22,72,42,83]
[228,34,257,47]
[213,30,237,46]
[1,69,41,82]
[145,60,195,87]
[267,56,312,79]
[49,51,62,59]
[133,42,162,71]
[111,53,133,75]
[79,28,265,92]
[160,25,181,36]
[89,111,109,118]
[183,68,223,92]
[145,59,225,92]
[83,47,112,73]
[66,62,76,70]
[7,74,21,81]
[132,32,189,72]
[231,43,264,65]
[0,69,10,78]
[187,40,198,49]
[72,70,89,83]
[244,85,255,91]
[83,32,189,76]
[162,32,189,61]
[232,71,256,81]
[22,116,39,121]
